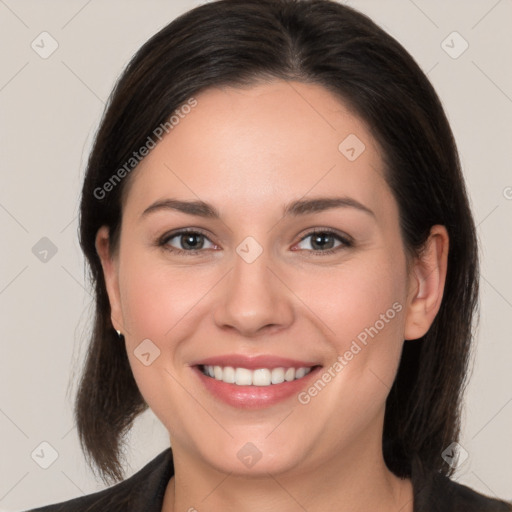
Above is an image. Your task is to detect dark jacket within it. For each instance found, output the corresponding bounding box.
[24,448,511,512]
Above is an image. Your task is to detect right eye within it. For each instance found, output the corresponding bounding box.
[159,229,218,255]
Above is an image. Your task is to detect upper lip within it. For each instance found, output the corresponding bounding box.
[191,354,321,370]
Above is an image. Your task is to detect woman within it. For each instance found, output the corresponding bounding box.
[26,0,511,510]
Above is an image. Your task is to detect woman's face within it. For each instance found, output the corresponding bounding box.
[97,80,442,476]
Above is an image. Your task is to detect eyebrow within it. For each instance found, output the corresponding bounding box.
[140,196,375,219]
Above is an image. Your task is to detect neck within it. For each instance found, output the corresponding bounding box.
[162,433,413,512]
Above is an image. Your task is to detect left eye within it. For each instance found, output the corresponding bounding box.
[295,231,349,252]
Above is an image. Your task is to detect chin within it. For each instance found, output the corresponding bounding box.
[194,436,309,477]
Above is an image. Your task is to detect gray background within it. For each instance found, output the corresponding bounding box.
[0,0,511,509]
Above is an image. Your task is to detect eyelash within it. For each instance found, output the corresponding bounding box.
[157,227,353,256]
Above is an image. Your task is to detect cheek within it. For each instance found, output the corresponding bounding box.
[115,250,221,417]
[302,254,407,348]
[118,251,215,341]
[300,250,408,412]
[293,259,408,427]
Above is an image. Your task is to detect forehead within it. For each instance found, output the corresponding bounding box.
[124,80,395,223]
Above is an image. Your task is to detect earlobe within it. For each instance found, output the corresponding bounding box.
[95,226,124,334]
[404,225,449,341]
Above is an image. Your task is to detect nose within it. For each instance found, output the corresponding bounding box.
[213,250,295,337]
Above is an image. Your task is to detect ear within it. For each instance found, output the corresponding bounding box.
[95,226,124,334]
[404,225,449,341]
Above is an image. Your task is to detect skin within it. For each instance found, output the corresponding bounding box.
[96,80,448,512]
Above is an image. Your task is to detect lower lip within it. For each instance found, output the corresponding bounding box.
[193,366,322,409]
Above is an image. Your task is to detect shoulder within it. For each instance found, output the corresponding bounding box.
[23,448,174,512]
[416,473,512,511]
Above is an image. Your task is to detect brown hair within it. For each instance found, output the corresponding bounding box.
[76,0,479,491]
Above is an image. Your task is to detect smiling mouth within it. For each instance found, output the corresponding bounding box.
[199,365,318,386]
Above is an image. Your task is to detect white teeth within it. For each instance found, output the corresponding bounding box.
[252,369,271,386]
[222,366,235,383]
[235,367,252,385]
[284,367,296,382]
[202,365,313,386]
[295,367,307,379]
[271,367,285,384]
